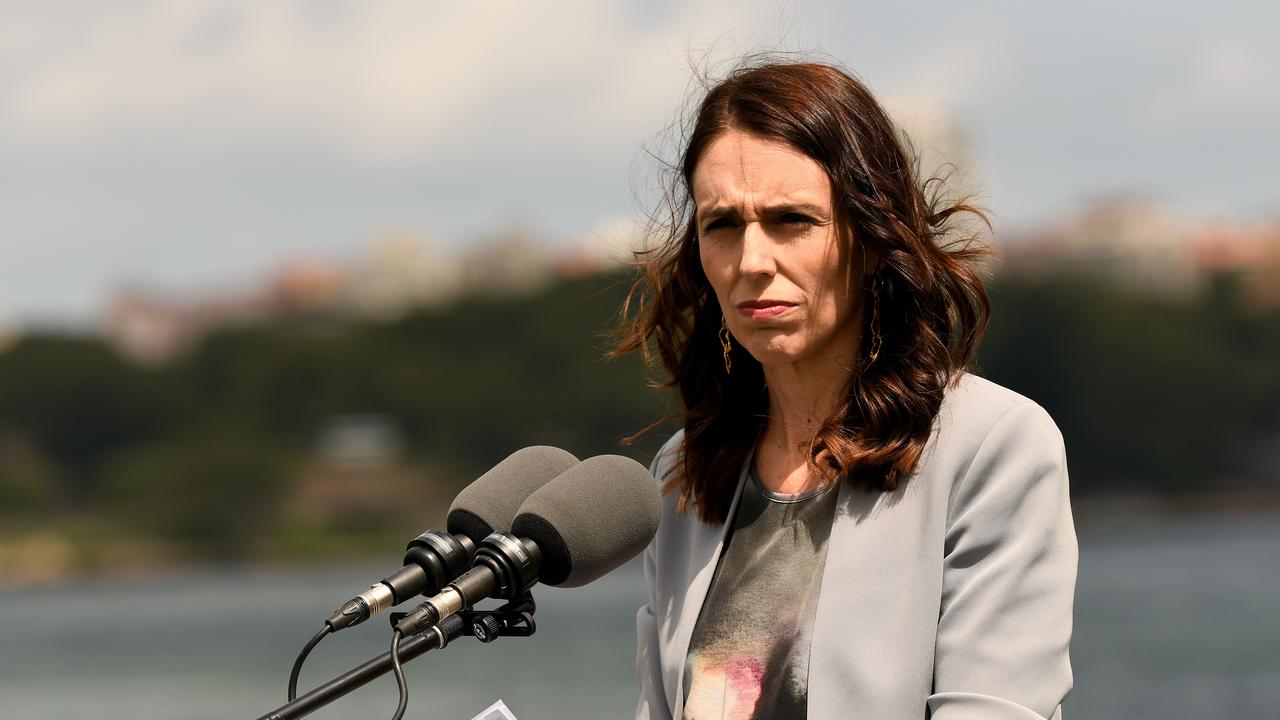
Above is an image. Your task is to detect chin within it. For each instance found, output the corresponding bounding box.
[744,336,808,366]
[742,323,852,370]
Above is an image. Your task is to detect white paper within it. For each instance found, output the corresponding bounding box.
[469,699,519,720]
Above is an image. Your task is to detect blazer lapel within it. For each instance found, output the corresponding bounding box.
[807,471,933,718]
[665,449,752,718]
[806,477,857,718]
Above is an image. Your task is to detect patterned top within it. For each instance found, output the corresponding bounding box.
[681,462,840,720]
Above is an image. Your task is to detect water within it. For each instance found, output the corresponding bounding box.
[1066,513,1280,720]
[1,513,1276,719]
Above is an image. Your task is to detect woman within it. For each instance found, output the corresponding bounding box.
[615,60,1077,719]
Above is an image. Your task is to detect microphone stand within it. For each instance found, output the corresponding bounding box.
[256,595,538,720]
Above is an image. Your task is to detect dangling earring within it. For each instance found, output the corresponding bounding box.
[719,316,733,374]
[866,271,884,365]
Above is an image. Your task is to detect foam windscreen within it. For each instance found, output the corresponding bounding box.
[511,454,661,588]
[446,446,579,541]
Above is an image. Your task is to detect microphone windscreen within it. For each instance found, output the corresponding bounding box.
[447,446,579,542]
[511,454,661,588]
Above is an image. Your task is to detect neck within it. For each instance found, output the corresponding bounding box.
[751,353,857,496]
[761,359,855,453]
[752,322,865,495]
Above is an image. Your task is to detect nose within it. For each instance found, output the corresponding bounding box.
[737,221,776,279]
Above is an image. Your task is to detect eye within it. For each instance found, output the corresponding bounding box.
[779,212,815,226]
[702,217,732,232]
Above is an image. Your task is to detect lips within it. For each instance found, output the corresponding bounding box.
[736,300,797,319]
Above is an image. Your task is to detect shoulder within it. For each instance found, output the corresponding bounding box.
[940,371,1040,422]
[647,428,706,534]
[648,428,686,485]
[935,371,1064,454]
[931,372,1070,524]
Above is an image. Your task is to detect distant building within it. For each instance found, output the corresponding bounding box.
[1187,220,1280,308]
[457,227,551,297]
[105,285,273,365]
[108,267,357,364]
[313,413,405,469]
[103,231,445,363]
[0,315,20,354]
[1001,197,1280,307]
[1001,196,1198,297]
[268,260,347,315]
[552,215,645,278]
[344,231,458,320]
[287,413,436,529]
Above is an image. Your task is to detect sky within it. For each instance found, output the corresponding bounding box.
[1,0,1277,326]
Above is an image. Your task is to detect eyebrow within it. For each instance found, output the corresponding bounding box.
[695,202,829,224]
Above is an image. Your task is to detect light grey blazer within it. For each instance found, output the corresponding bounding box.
[635,372,1077,719]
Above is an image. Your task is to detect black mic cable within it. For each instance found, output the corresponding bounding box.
[288,626,331,702]
[388,628,408,720]
[259,615,467,720]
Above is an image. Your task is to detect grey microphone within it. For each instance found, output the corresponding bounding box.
[511,454,662,587]
[446,446,581,541]
[394,454,661,633]
[326,446,579,632]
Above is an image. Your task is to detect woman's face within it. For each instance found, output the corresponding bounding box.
[692,129,872,371]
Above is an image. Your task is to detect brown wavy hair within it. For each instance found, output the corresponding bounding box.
[612,58,994,524]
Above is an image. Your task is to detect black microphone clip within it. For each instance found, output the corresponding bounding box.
[392,531,540,636]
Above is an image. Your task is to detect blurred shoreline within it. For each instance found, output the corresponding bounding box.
[1070,488,1280,528]
[4,489,1278,590]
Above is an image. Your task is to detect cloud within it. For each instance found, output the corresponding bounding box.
[2,0,710,166]
[4,1,1276,323]
[1138,35,1280,128]
[881,33,1015,111]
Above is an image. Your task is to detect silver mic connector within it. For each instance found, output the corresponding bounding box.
[357,583,396,616]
